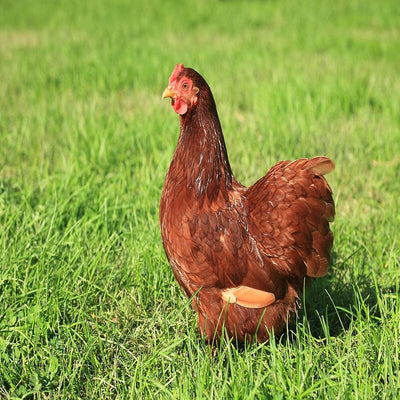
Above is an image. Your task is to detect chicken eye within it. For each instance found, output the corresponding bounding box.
[182,82,188,90]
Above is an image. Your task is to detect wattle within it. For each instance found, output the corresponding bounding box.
[172,98,188,115]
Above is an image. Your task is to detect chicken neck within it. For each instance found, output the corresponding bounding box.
[171,93,233,202]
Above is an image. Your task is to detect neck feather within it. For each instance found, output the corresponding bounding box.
[172,90,232,201]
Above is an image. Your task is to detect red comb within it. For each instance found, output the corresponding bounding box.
[169,63,184,85]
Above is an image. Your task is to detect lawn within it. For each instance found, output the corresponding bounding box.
[0,0,399,398]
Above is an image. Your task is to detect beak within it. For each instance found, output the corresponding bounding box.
[162,86,176,99]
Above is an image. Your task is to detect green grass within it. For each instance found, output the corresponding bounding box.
[1,0,399,398]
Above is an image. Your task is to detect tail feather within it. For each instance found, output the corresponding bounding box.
[307,157,335,175]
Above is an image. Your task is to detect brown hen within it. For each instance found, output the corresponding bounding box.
[160,64,335,343]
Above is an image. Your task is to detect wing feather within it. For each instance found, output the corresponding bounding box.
[245,156,335,280]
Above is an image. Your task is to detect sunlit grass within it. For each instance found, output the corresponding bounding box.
[0,0,399,398]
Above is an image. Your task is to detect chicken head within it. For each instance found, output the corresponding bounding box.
[162,63,199,115]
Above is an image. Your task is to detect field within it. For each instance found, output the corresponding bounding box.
[1,0,399,398]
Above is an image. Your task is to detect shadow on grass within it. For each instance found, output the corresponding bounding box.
[289,248,396,340]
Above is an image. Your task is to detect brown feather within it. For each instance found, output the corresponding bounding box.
[160,66,335,343]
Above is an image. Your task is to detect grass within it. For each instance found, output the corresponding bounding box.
[0,0,399,398]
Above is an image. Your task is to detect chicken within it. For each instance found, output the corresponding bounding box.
[160,63,335,343]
